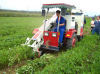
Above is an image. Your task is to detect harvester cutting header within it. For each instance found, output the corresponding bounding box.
[24,3,85,56]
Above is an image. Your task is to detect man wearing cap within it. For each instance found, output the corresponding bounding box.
[54,10,66,46]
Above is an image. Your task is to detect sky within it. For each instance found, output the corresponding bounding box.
[0,0,100,16]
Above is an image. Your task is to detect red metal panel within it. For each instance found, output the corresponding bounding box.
[32,28,39,34]
[43,3,73,7]
[80,27,83,36]
[43,31,59,47]
[33,31,41,39]
[65,29,76,38]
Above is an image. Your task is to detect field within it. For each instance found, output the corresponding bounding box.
[0,12,100,74]
[0,10,41,17]
[0,10,53,17]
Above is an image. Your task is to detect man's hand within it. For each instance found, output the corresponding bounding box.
[59,23,65,26]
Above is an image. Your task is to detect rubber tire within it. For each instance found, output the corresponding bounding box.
[77,35,83,41]
[66,33,77,49]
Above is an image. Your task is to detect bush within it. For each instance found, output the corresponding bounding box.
[0,46,34,69]
[16,54,55,74]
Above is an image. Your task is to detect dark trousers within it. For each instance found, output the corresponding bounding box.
[92,27,100,35]
[91,27,95,32]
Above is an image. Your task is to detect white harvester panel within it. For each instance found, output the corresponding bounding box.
[75,14,84,35]
[71,9,84,35]
[65,15,76,30]
[64,9,84,35]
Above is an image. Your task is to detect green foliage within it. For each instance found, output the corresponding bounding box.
[0,46,33,69]
[16,54,55,74]
[0,10,41,17]
[36,35,100,74]
[0,17,44,69]
[0,17,44,50]
[16,35,100,74]
[0,10,53,17]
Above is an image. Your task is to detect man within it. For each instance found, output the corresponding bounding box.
[92,16,100,35]
[91,17,95,32]
[54,10,66,45]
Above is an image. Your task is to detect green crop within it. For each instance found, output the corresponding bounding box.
[0,17,44,69]
[16,35,100,74]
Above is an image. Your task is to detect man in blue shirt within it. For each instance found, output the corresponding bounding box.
[92,16,100,35]
[54,10,66,45]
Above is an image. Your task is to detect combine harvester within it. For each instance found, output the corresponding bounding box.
[24,3,85,56]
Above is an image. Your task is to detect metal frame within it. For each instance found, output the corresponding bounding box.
[42,3,76,9]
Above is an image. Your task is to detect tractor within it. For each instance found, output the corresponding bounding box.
[24,3,85,56]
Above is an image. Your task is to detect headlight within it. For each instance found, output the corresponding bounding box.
[52,33,57,37]
[44,32,49,36]
[66,34,70,37]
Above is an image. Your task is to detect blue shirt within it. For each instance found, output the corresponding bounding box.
[94,20,100,28]
[56,16,66,30]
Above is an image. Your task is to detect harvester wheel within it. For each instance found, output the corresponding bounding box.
[37,51,43,58]
[66,33,77,49]
[36,48,44,58]
[77,35,83,41]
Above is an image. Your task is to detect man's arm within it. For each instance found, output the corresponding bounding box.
[59,17,66,26]
[60,23,65,26]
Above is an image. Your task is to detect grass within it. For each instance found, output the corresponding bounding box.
[0,17,44,69]
[0,10,41,17]
[35,35,100,74]
[16,35,100,74]
[0,10,53,17]
[0,17,44,50]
